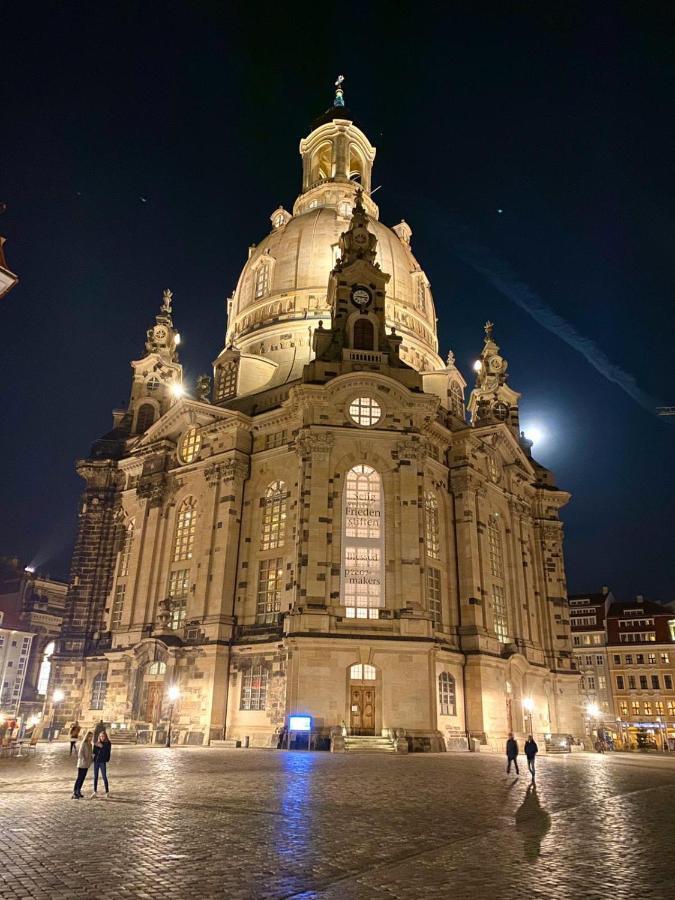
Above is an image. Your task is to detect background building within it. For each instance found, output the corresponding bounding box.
[44,89,582,751]
[0,558,67,719]
[569,588,616,738]
[0,611,33,717]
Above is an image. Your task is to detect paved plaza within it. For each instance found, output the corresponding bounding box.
[1,747,674,899]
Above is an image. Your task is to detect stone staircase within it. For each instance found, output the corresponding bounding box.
[344,734,397,753]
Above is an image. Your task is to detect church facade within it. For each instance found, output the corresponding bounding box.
[47,89,582,751]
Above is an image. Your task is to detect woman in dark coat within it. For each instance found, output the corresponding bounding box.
[92,730,112,798]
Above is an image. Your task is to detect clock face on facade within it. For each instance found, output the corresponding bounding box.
[154,327,167,341]
[351,286,372,309]
[489,356,503,372]
[493,401,510,421]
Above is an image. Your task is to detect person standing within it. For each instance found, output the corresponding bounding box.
[91,730,111,798]
[93,719,106,742]
[72,731,93,799]
[69,721,81,756]
[524,734,538,780]
[506,732,520,775]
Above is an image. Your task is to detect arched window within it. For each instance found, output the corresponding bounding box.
[37,641,55,695]
[147,661,166,675]
[136,403,155,434]
[350,663,376,680]
[450,382,464,419]
[353,318,374,350]
[348,146,364,183]
[261,481,287,551]
[343,465,384,619]
[90,673,107,710]
[438,672,456,716]
[240,664,269,710]
[254,261,270,299]
[173,499,196,561]
[311,142,332,183]
[492,584,509,644]
[424,492,440,560]
[487,515,503,579]
[118,521,134,577]
[179,427,201,464]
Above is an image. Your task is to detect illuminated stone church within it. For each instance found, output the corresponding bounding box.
[48,84,581,750]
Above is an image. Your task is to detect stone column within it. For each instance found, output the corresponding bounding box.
[294,430,334,605]
[450,468,487,640]
[394,438,426,612]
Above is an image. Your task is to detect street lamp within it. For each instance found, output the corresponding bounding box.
[49,688,65,742]
[522,697,534,735]
[165,685,180,748]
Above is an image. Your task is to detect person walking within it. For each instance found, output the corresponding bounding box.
[524,734,538,780]
[506,732,520,775]
[72,731,93,799]
[91,730,112,798]
[69,721,81,756]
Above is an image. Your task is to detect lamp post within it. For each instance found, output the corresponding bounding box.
[522,697,534,736]
[616,717,623,750]
[49,688,65,742]
[165,685,180,748]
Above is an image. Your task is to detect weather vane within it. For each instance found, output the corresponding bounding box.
[334,74,345,108]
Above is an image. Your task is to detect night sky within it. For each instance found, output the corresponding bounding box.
[1,3,673,599]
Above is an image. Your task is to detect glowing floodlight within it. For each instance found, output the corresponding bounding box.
[167,685,181,703]
[586,702,600,718]
[522,697,534,713]
[53,688,65,703]
[170,383,185,399]
[473,360,482,372]
[174,332,181,345]
[288,715,312,732]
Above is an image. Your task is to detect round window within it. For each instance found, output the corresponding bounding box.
[348,397,382,427]
[179,427,202,464]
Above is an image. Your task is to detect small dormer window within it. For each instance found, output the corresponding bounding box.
[270,207,291,229]
[254,262,270,300]
[273,214,284,228]
[146,376,160,392]
[338,201,352,217]
[308,199,319,210]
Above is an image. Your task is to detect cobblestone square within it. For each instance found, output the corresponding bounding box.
[1,747,674,899]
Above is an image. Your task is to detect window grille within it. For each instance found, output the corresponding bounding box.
[438,672,456,716]
[256,558,283,624]
[90,673,107,710]
[260,481,287,551]
[173,499,196,561]
[424,492,440,560]
[240,664,269,710]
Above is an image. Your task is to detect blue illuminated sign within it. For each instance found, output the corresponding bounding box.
[288,715,312,732]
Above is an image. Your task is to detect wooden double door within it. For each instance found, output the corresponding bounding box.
[350,686,376,735]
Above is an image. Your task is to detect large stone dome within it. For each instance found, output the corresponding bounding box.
[222,117,443,389]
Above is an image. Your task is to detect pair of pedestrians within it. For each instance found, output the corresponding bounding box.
[506,732,538,779]
[72,730,112,799]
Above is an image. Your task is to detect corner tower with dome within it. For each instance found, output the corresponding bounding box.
[46,84,582,751]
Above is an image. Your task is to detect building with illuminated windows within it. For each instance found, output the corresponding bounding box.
[45,85,582,751]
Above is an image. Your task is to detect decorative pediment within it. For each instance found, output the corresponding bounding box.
[132,399,244,450]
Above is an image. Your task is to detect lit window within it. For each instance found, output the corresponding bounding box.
[111,584,125,629]
[349,396,382,427]
[598,676,606,689]
[343,466,384,619]
[631,701,640,715]
[118,521,134,577]
[37,641,55,695]
[338,201,352,217]
[427,567,442,627]
[179,428,201,464]
[620,701,629,716]
[173,499,197,561]
[90,673,107,710]
[438,672,456,716]
[416,277,426,311]
[449,382,464,419]
[668,701,675,716]
[487,515,504,579]
[424,492,440,560]
[661,653,670,664]
[217,363,237,401]
[167,569,190,630]
[260,481,287,551]
[492,584,508,643]
[240,664,269,710]
[655,701,664,716]
[256,558,283,624]
[586,675,596,690]
[254,262,270,299]
[644,702,652,715]
[350,664,376,680]
[148,661,166,675]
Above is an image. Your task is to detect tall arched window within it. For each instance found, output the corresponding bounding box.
[261,481,287,551]
[348,146,364,183]
[118,521,134,577]
[424,492,440,559]
[37,641,55,695]
[136,403,155,433]
[353,318,374,350]
[343,465,384,619]
[90,673,107,710]
[311,142,332,183]
[173,499,196,561]
[438,672,456,716]
[487,515,503,578]
[450,382,464,419]
[254,261,270,299]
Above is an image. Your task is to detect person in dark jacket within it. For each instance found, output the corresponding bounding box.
[91,730,111,798]
[69,722,81,756]
[524,734,538,780]
[506,732,519,774]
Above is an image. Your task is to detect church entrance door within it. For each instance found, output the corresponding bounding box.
[143,682,163,725]
[350,686,376,735]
